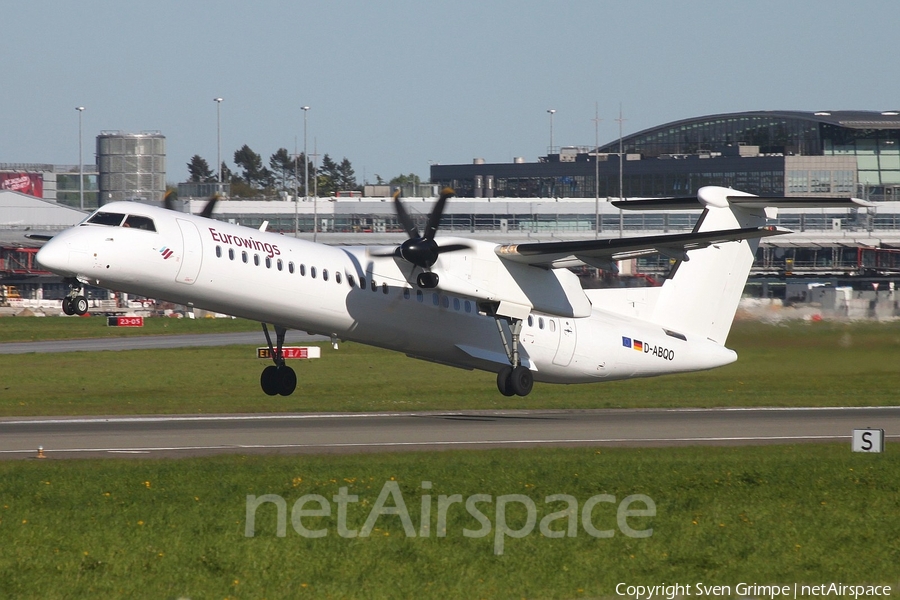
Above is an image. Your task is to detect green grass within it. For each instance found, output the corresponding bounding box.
[0,314,259,343]
[1,320,899,416]
[0,445,897,599]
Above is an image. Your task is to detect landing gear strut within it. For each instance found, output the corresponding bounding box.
[260,323,297,396]
[493,316,533,397]
[61,279,89,316]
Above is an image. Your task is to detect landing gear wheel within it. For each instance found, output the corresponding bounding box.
[73,296,89,316]
[260,365,297,396]
[510,365,533,397]
[277,366,297,396]
[61,297,75,315]
[261,365,280,396]
[497,366,515,397]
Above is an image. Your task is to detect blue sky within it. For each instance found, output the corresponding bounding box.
[1,0,896,184]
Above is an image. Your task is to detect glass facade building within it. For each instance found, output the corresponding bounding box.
[432,111,900,201]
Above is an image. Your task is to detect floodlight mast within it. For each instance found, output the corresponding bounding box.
[301,106,311,241]
[547,109,556,155]
[76,106,85,210]
[214,98,223,195]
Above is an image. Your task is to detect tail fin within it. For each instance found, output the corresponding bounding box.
[643,186,870,344]
[650,198,766,344]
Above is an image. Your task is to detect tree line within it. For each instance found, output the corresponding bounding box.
[187,146,360,198]
[187,146,425,199]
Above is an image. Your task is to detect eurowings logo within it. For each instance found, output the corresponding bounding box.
[159,246,174,260]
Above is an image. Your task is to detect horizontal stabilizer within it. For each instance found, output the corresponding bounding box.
[613,186,871,210]
[495,225,789,269]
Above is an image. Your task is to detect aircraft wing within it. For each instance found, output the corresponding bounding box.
[494,226,789,269]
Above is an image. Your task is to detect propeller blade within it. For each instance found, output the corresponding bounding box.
[392,190,419,238]
[368,247,400,258]
[163,190,176,211]
[199,194,219,219]
[423,187,454,240]
[435,243,470,255]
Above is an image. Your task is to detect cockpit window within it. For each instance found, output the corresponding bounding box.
[123,215,156,231]
[86,212,126,226]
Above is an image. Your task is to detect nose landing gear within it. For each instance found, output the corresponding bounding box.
[260,323,297,396]
[61,280,89,316]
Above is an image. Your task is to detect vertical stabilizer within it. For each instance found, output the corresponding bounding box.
[650,200,768,344]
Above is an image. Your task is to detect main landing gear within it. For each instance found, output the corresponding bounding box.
[493,316,534,397]
[259,323,297,396]
[61,279,89,316]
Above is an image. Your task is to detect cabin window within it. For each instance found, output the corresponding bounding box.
[432,293,440,306]
[276,259,283,271]
[300,264,306,276]
[254,254,260,266]
[335,272,342,284]
[527,315,534,327]
[229,248,235,260]
[371,279,377,292]
[242,251,248,263]
[453,298,460,311]
[382,283,388,294]
[322,269,329,282]
[359,276,366,289]
[549,320,557,332]
[403,288,410,300]
[215,246,222,258]
[265,257,272,269]
[465,300,472,313]
[288,261,294,274]
[417,290,424,302]
[441,295,449,308]
[538,317,545,330]
[347,274,355,287]
[86,212,126,226]
[311,266,317,279]
[123,215,156,231]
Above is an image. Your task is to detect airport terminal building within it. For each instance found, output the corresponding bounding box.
[431,111,900,201]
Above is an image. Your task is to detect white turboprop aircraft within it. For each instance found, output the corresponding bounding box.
[34,186,867,397]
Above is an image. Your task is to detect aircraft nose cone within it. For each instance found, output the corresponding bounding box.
[35,238,71,275]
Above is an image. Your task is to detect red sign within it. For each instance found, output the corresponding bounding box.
[256,346,321,359]
[107,316,144,327]
[0,173,43,198]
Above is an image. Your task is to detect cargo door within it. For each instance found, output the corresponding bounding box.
[552,318,577,366]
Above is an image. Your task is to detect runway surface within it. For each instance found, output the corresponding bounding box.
[1,406,897,460]
[0,331,327,354]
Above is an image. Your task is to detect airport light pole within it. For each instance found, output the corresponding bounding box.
[291,149,300,237]
[547,109,556,155]
[301,106,312,241]
[592,103,602,239]
[214,98,223,195]
[76,106,85,210]
[616,105,626,238]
